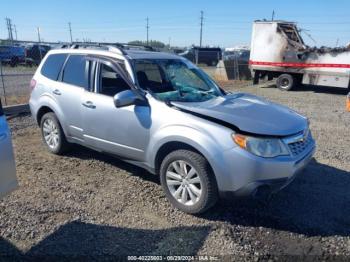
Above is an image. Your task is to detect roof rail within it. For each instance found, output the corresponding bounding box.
[59,42,156,54]
[60,43,126,55]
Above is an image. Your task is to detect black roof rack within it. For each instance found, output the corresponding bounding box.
[59,42,156,54]
[59,42,127,55]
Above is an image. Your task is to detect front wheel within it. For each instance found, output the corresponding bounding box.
[276,74,299,91]
[40,112,70,154]
[160,149,218,214]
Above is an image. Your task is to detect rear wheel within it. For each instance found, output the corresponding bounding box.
[160,149,218,214]
[276,74,297,91]
[40,112,70,154]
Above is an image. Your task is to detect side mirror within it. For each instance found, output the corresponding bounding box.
[113,90,147,108]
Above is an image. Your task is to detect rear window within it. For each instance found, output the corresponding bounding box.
[62,55,88,88]
[41,54,67,81]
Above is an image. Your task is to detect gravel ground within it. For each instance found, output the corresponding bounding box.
[1,83,350,261]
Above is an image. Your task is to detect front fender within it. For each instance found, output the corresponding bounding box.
[146,125,232,190]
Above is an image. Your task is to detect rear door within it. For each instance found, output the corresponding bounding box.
[0,100,18,198]
[56,54,89,141]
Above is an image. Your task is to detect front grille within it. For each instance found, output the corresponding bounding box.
[287,132,313,156]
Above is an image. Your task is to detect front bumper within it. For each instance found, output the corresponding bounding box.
[211,138,316,198]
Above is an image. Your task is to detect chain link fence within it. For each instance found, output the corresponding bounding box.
[0,41,55,106]
[0,61,36,106]
[189,49,252,81]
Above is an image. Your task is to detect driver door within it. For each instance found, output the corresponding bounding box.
[82,58,151,161]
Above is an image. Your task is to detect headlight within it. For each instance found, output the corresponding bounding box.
[232,134,290,158]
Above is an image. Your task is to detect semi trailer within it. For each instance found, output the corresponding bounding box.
[249,20,350,91]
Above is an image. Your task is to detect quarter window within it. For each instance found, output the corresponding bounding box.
[62,55,88,88]
[41,54,67,81]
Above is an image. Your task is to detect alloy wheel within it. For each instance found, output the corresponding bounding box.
[42,118,59,150]
[166,160,202,206]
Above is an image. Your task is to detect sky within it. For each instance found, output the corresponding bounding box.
[1,0,350,48]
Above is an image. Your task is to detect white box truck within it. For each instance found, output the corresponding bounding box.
[249,20,350,91]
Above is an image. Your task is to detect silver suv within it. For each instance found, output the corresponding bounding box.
[29,44,316,214]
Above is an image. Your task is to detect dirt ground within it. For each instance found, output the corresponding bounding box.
[1,82,350,261]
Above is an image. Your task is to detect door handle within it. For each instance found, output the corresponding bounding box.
[0,133,7,141]
[53,89,61,95]
[82,101,96,109]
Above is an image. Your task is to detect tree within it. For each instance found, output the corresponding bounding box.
[128,40,165,49]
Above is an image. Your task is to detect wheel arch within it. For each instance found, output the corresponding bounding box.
[36,106,54,125]
[154,141,206,175]
[35,102,68,137]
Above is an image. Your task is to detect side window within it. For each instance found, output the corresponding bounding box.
[99,63,130,97]
[40,54,67,81]
[62,55,88,88]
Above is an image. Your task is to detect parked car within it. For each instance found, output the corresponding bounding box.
[25,44,51,66]
[29,45,316,214]
[0,45,26,66]
[179,47,222,66]
[0,99,18,198]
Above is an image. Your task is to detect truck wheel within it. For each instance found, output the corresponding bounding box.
[276,74,296,91]
[160,149,218,214]
[10,57,18,67]
[40,112,70,155]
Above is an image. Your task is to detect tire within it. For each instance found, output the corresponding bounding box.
[10,57,18,67]
[276,74,296,91]
[40,112,70,155]
[160,149,218,214]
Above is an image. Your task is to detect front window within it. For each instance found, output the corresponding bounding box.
[134,59,222,102]
[98,63,130,96]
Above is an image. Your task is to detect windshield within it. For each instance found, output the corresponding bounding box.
[134,59,222,102]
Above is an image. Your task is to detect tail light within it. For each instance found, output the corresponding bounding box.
[30,79,37,91]
[347,93,350,112]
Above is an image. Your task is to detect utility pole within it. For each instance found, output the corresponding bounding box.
[13,25,17,40]
[146,17,149,45]
[68,22,73,43]
[37,27,41,42]
[199,11,204,47]
[271,10,275,21]
[5,18,14,43]
[37,27,43,60]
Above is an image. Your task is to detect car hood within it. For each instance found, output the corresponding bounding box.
[171,93,308,136]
